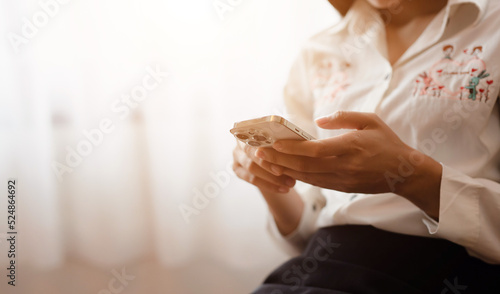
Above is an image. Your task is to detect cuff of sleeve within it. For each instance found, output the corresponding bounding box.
[267,186,326,256]
[421,211,439,233]
[421,164,480,249]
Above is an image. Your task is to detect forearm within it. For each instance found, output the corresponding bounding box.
[259,188,304,236]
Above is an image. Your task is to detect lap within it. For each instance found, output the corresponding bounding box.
[252,225,500,294]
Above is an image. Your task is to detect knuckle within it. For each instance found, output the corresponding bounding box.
[348,133,363,149]
[312,141,327,157]
[351,132,362,143]
[334,110,348,121]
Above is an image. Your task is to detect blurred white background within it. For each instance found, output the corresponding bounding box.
[0,0,338,293]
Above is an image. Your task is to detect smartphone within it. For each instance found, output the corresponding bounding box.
[230,115,315,147]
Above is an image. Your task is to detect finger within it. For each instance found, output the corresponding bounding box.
[243,144,283,175]
[234,145,296,187]
[315,111,380,130]
[233,165,291,193]
[254,147,336,173]
[245,158,296,188]
[272,136,353,157]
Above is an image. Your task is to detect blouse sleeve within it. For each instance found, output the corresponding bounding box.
[422,163,500,264]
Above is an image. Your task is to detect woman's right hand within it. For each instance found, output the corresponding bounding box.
[232,140,296,193]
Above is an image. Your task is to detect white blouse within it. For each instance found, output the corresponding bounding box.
[268,0,500,264]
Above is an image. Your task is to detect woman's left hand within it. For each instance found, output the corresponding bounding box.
[254,111,442,212]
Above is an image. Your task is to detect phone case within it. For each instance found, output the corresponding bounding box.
[230,115,314,147]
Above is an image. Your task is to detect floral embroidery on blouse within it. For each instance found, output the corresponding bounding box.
[310,60,351,107]
[413,45,494,102]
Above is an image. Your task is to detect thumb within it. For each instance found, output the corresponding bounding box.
[315,111,378,130]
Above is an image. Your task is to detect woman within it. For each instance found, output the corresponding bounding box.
[233,0,500,293]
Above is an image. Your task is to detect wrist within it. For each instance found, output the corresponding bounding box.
[395,148,442,220]
[259,188,304,236]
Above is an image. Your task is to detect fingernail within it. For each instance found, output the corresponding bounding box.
[271,165,282,175]
[273,142,282,151]
[255,150,265,159]
[285,178,295,187]
[278,187,289,193]
[315,116,330,125]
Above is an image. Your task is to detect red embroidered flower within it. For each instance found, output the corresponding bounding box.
[487,80,493,85]
[480,89,485,93]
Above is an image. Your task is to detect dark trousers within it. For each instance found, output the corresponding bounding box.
[252,225,500,294]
